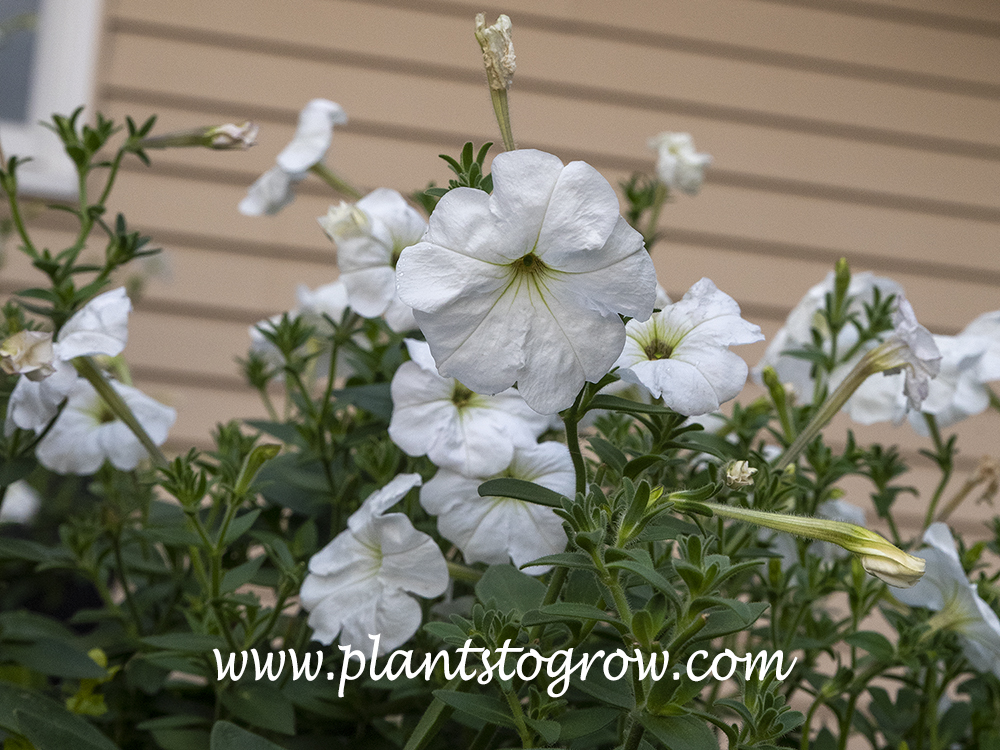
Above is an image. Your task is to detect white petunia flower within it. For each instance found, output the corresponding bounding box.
[1,330,55,380]
[299,474,448,654]
[614,278,763,416]
[647,132,712,196]
[319,189,427,332]
[907,331,998,434]
[239,99,348,216]
[388,339,550,476]
[420,442,572,571]
[396,149,657,414]
[894,523,1000,679]
[754,271,904,404]
[5,288,132,435]
[35,379,176,474]
[963,311,1000,379]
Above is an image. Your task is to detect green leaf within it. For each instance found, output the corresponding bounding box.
[605,560,676,598]
[639,714,718,750]
[588,437,626,473]
[520,551,594,571]
[401,675,463,750]
[219,682,295,735]
[0,683,118,750]
[845,631,894,661]
[5,639,107,679]
[220,555,266,594]
[623,454,666,479]
[697,602,769,641]
[331,382,393,419]
[475,565,546,615]
[431,690,514,728]
[478,477,567,508]
[526,716,561,745]
[221,509,262,546]
[521,603,626,635]
[142,633,228,652]
[557,707,620,741]
[0,538,70,563]
[586,395,674,416]
[571,661,634,709]
[0,456,36,486]
[244,420,300,445]
[210,720,286,750]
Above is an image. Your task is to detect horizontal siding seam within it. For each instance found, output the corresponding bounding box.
[106,11,1000,100]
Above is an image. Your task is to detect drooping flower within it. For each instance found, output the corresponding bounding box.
[35,378,176,474]
[420,442,572,570]
[138,121,258,151]
[614,278,763,416]
[894,523,1000,678]
[754,271,904,404]
[396,149,657,414]
[647,132,712,196]
[318,189,427,332]
[766,499,867,567]
[299,474,449,653]
[5,288,132,435]
[239,99,348,216]
[388,339,550,476]
[1,330,55,380]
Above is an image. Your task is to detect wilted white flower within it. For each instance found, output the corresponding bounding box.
[1,330,55,380]
[319,189,427,332]
[475,14,515,91]
[421,442,571,571]
[725,460,757,488]
[396,149,657,414]
[615,278,763,416]
[388,339,549,476]
[35,378,176,474]
[5,288,132,435]
[894,523,1000,678]
[647,132,712,196]
[239,99,348,216]
[299,474,449,653]
[0,480,41,525]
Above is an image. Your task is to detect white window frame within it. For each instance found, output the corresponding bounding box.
[1,0,103,198]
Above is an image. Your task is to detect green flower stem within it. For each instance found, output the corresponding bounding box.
[502,684,533,748]
[800,694,826,750]
[562,388,588,495]
[775,356,872,470]
[75,356,168,468]
[309,163,363,200]
[1,177,39,258]
[922,414,952,529]
[490,88,516,152]
[642,181,667,249]
[622,713,646,750]
[446,561,483,583]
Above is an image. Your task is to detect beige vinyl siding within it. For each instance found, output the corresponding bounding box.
[8,0,993,525]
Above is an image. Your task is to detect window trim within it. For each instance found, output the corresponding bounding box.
[1,0,103,198]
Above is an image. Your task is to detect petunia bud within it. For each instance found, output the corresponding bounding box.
[475,14,515,91]
[139,121,258,150]
[0,330,55,381]
[692,501,925,587]
[725,460,757,488]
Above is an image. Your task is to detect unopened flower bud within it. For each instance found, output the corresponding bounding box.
[725,460,757,488]
[475,14,515,91]
[139,121,258,151]
[0,330,55,381]
[694,501,925,587]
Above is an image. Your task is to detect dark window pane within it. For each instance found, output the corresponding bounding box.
[0,0,40,123]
